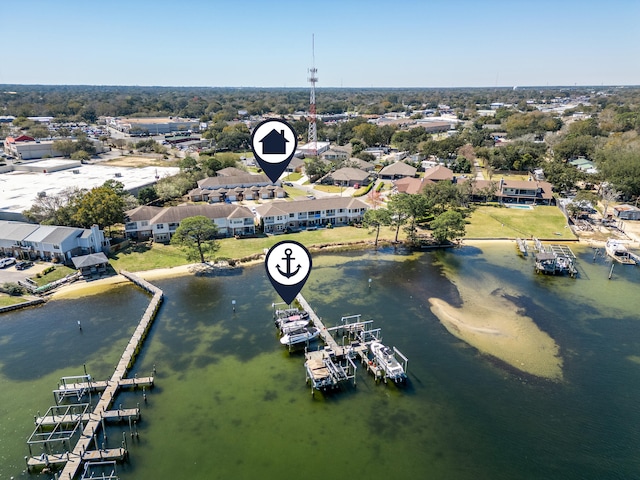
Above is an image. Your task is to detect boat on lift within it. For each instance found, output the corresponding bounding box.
[369,341,407,383]
[606,239,636,265]
[280,319,311,335]
[280,327,320,346]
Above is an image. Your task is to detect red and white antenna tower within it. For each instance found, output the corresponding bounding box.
[308,34,318,155]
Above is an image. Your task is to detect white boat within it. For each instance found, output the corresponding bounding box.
[280,327,320,346]
[280,319,310,335]
[275,313,306,328]
[606,239,636,265]
[370,341,407,383]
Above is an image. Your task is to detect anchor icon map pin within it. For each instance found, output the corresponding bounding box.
[250,119,298,183]
[265,240,312,305]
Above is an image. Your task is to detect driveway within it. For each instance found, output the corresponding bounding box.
[0,262,52,285]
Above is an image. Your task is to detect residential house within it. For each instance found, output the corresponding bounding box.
[255,197,368,233]
[424,165,454,182]
[344,157,375,172]
[124,206,164,240]
[469,178,554,205]
[393,177,433,195]
[379,161,417,180]
[284,157,305,173]
[187,174,283,203]
[124,204,255,243]
[216,167,248,177]
[0,221,108,263]
[321,147,349,162]
[321,167,373,187]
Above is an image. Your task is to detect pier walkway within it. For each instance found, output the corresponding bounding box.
[296,293,339,351]
[44,271,162,480]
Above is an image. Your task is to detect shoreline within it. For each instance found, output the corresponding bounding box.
[48,237,615,300]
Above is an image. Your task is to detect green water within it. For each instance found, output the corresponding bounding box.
[1,244,640,479]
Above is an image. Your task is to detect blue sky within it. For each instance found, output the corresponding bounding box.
[2,0,638,87]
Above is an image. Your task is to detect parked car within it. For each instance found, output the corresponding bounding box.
[284,182,294,187]
[0,258,16,268]
[15,260,34,270]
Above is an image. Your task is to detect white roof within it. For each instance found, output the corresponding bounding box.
[0,164,179,218]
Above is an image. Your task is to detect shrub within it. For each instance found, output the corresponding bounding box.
[2,282,26,296]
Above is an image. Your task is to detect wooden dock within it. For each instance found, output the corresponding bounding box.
[296,293,339,351]
[35,408,140,427]
[28,271,163,479]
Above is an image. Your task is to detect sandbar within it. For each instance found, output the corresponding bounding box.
[429,292,563,381]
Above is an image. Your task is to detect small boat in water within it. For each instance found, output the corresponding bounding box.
[606,239,636,265]
[370,341,407,383]
[280,327,320,346]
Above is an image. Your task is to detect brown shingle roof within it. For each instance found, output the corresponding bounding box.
[255,197,368,217]
[150,204,253,224]
[125,206,164,222]
[424,165,454,181]
[379,162,417,176]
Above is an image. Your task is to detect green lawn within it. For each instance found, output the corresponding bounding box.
[31,265,77,286]
[314,185,344,193]
[465,205,576,239]
[109,242,189,272]
[283,172,302,181]
[0,295,27,307]
[283,186,310,199]
[108,226,402,272]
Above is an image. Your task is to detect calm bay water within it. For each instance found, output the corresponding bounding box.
[1,243,639,479]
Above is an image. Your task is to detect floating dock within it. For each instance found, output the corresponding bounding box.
[25,271,163,479]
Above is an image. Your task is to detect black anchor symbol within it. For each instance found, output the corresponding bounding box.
[277,248,301,279]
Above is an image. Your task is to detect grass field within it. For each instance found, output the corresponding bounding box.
[32,265,77,286]
[283,172,302,181]
[465,205,576,240]
[314,185,343,193]
[0,295,27,307]
[109,226,403,272]
[108,204,574,273]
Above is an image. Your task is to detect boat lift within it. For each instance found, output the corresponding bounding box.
[53,374,94,405]
[81,460,119,480]
[304,345,358,396]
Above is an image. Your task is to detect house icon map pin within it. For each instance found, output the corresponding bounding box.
[250,119,298,183]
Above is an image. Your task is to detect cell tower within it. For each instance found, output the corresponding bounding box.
[308,34,318,155]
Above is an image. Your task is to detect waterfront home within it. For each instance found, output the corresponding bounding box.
[255,197,368,233]
[0,221,108,263]
[125,204,255,242]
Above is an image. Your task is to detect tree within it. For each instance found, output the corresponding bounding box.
[430,211,466,244]
[544,160,583,193]
[362,208,391,247]
[387,194,410,242]
[388,193,429,244]
[73,186,125,233]
[138,186,159,205]
[22,187,85,225]
[170,216,220,263]
[304,157,331,182]
[53,139,76,158]
[70,150,90,161]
